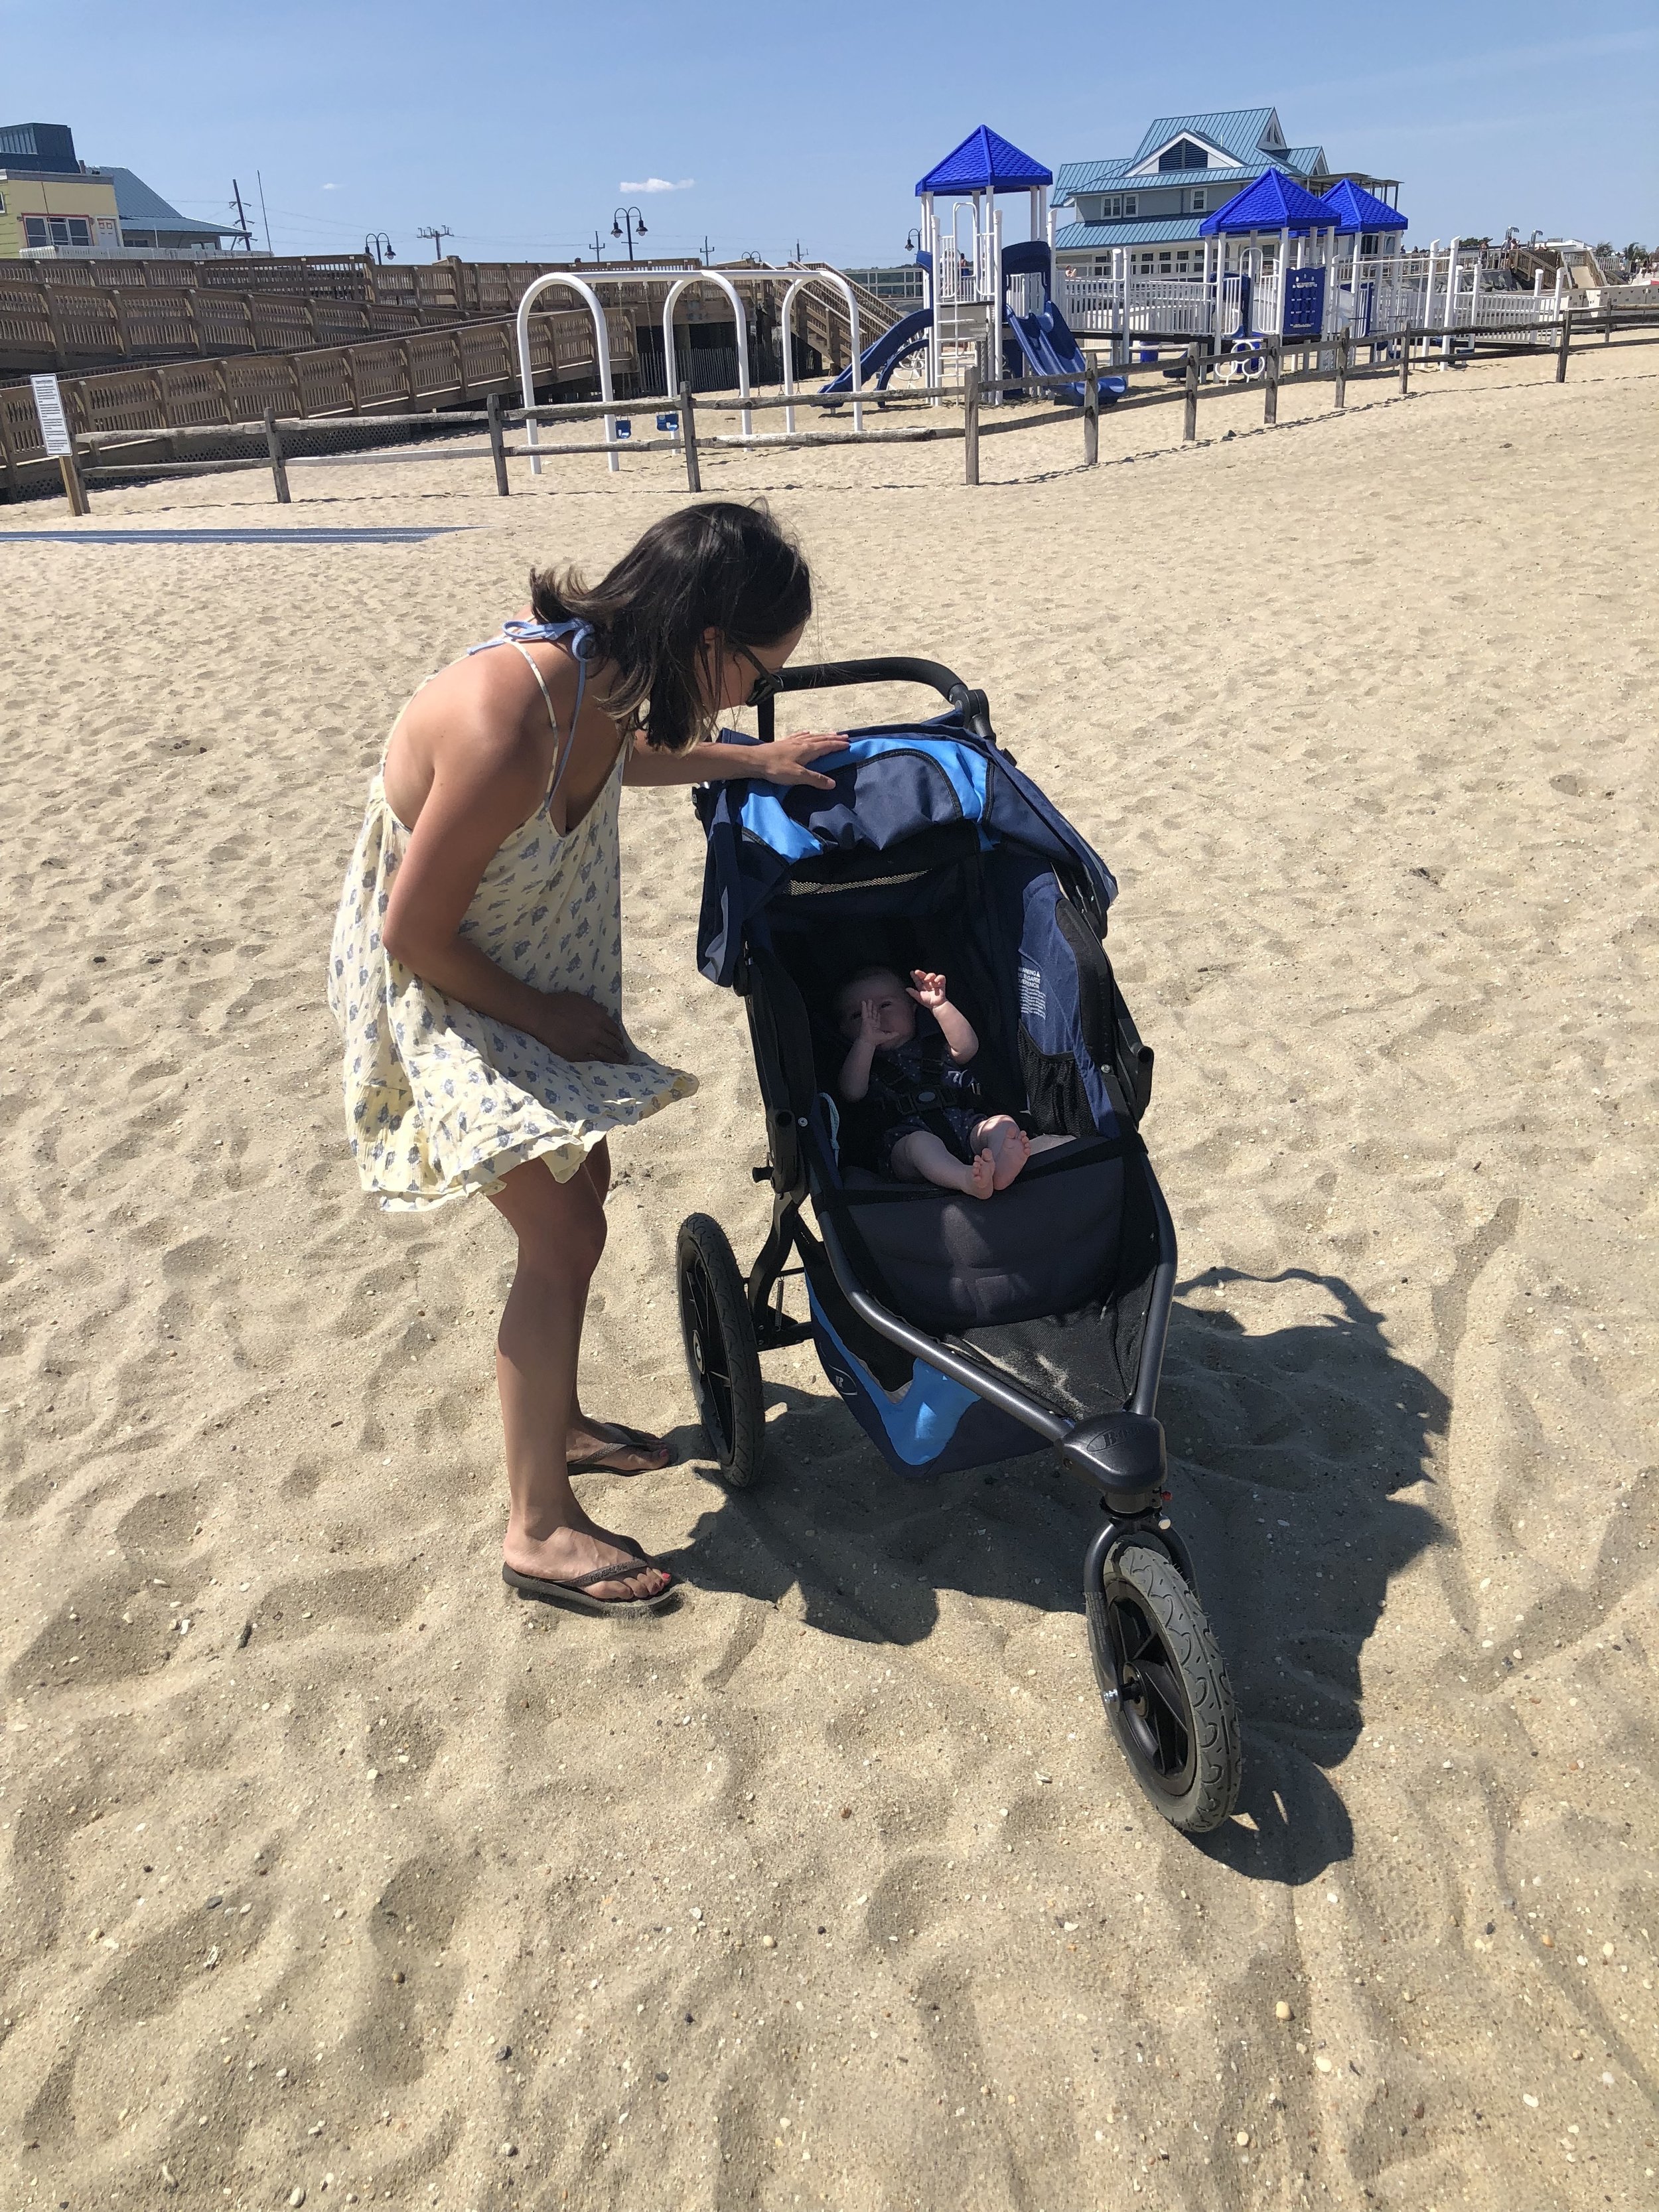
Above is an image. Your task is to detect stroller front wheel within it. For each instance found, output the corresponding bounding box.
[676,1214,765,1489]
[1088,1541,1240,1834]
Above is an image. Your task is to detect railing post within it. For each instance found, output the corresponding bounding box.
[1082,354,1099,467]
[1555,307,1572,384]
[262,407,291,504]
[1333,329,1348,411]
[1263,336,1281,425]
[487,393,510,496]
[963,360,980,485]
[678,382,702,494]
[1183,346,1198,441]
[1398,335,1411,397]
[60,442,90,517]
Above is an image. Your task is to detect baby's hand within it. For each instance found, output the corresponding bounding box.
[907,969,948,1011]
[858,996,886,1043]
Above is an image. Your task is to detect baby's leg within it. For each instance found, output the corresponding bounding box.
[890,1130,995,1201]
[971,1114,1033,1191]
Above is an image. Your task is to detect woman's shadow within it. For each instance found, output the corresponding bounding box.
[668,1265,1446,1881]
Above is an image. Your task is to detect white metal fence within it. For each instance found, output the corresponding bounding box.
[1060,256,1571,348]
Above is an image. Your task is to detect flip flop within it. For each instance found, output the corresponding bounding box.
[501,1552,678,1617]
[567,1422,679,1477]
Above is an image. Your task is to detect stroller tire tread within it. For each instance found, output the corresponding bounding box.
[676,1213,766,1489]
[1090,1542,1241,1835]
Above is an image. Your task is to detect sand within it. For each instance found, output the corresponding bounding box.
[2,344,1656,2212]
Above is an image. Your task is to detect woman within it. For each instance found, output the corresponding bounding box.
[328,502,840,1615]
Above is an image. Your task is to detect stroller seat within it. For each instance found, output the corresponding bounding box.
[837,1150,1127,1333]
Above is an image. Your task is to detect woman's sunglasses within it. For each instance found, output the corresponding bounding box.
[734,643,784,707]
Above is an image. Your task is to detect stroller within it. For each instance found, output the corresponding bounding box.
[676,658,1240,1834]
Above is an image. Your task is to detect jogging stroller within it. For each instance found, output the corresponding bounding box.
[676,658,1240,1834]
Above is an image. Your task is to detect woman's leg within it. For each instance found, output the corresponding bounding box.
[564,1138,670,1473]
[488,1157,668,1599]
[890,1129,995,1199]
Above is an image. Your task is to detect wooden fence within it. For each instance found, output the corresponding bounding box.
[0,307,638,493]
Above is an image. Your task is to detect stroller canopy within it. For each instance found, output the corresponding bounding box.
[696,722,1118,988]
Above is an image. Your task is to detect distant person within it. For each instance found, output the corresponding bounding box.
[328,504,840,1614]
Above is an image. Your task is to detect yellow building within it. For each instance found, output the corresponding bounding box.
[0,169,122,257]
[0,122,120,256]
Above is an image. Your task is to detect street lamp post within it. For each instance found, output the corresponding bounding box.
[364,232,396,264]
[611,204,648,263]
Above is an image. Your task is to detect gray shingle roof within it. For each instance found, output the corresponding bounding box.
[88,165,240,240]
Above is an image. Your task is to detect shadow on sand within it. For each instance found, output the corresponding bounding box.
[667,1265,1447,1880]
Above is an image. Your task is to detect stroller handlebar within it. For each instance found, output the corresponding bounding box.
[759,658,994,744]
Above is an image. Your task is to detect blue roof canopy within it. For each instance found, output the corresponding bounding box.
[916,125,1052,197]
[1320,179,1407,234]
[1199,167,1340,236]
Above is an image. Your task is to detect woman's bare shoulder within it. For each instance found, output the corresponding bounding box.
[386,646,558,826]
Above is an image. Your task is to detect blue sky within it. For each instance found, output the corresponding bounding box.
[3,1,1654,263]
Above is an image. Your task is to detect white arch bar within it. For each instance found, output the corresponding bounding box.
[780,268,863,435]
[515,272,617,476]
[660,270,753,439]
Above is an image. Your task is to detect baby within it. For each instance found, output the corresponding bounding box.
[835,965,1062,1201]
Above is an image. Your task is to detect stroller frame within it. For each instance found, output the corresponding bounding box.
[677,657,1240,1833]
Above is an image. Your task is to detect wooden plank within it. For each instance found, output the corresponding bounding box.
[1183,348,1198,441]
[487,393,510,496]
[263,407,291,504]
[679,382,701,493]
[1083,357,1099,467]
[964,361,980,485]
[1263,337,1280,425]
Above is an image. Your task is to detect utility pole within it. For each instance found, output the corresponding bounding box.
[700,235,713,267]
[256,169,273,255]
[587,230,607,263]
[417,224,453,260]
[230,178,254,251]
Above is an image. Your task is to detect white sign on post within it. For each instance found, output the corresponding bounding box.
[31,373,74,459]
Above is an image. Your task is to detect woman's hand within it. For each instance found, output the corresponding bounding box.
[528,992,630,1065]
[749,730,845,790]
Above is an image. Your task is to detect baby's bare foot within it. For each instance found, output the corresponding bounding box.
[967,1149,997,1201]
[991,1126,1031,1191]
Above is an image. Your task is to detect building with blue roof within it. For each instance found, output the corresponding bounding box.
[1052,108,1399,279]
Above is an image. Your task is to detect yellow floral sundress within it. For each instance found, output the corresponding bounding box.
[328,619,696,1211]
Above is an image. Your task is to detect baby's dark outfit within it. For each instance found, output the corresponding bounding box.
[860,1031,985,1176]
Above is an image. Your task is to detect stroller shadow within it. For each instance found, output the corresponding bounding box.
[674,1265,1446,1880]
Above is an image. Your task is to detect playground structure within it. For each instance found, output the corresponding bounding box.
[817,125,1125,410]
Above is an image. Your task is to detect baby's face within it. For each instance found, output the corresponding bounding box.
[838,971,916,1047]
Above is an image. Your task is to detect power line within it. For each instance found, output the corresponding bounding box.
[416,223,454,259]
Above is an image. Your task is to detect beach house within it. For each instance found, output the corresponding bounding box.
[0,121,240,256]
[1051,109,1400,280]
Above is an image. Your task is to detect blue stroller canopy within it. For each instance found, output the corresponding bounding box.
[695,722,1118,987]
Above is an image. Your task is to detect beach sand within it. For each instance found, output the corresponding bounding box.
[2,346,1656,2210]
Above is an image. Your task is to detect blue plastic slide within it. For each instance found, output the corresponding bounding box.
[821,307,933,396]
[1007,301,1127,406]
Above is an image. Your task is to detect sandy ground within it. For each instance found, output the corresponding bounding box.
[2,344,1656,2212]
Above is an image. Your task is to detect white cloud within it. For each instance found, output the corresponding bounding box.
[619,177,693,194]
[322,182,338,191]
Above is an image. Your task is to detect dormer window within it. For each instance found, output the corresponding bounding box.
[1158,137,1211,171]
[1190,190,1206,212]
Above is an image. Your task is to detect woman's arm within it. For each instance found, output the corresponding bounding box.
[380,703,628,1063]
[624,729,845,790]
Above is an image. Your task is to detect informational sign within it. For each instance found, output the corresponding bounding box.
[30,374,73,458]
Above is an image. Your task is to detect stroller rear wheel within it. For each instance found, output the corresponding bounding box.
[1088,1542,1240,1834]
[676,1214,765,1489]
